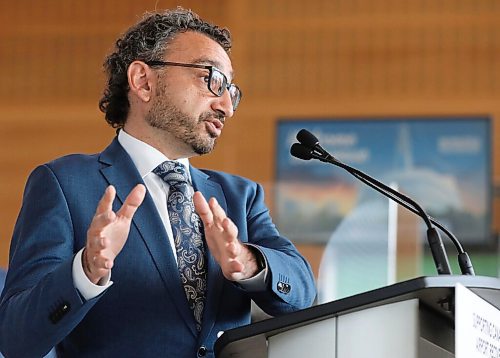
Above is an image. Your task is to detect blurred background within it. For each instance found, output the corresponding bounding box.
[1,0,499,301]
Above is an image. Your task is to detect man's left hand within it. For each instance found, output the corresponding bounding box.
[193,191,260,281]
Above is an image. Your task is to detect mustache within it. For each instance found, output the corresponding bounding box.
[200,111,225,124]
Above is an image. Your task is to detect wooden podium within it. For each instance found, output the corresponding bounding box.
[215,276,500,358]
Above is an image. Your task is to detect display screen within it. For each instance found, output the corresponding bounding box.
[275,117,491,246]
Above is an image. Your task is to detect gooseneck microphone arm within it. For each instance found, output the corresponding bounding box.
[291,129,475,275]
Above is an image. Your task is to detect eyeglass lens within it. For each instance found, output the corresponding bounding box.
[210,71,225,96]
[210,69,241,110]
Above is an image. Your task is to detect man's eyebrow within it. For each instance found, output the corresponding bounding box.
[191,57,234,80]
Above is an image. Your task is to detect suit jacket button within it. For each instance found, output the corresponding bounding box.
[197,346,207,357]
[49,301,71,323]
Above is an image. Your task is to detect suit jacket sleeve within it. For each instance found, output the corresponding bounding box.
[0,165,103,357]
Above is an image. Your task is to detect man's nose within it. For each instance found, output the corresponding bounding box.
[212,88,234,118]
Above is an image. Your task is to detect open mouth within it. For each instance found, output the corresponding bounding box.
[204,119,223,138]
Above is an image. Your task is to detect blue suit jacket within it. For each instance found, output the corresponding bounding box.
[0,138,316,357]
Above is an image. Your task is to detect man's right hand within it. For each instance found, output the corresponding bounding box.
[83,184,146,284]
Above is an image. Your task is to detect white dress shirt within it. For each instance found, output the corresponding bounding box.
[73,130,266,300]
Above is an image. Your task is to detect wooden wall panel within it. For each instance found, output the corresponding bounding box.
[0,0,228,105]
[1,0,499,269]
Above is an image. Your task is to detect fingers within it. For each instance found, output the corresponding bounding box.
[194,192,228,230]
[90,183,145,233]
[116,184,146,219]
[90,185,117,232]
[195,193,237,237]
[84,184,146,283]
[95,185,116,215]
[194,192,239,238]
[209,198,228,230]
[193,192,257,280]
[89,184,143,232]
[221,217,238,241]
[194,191,213,224]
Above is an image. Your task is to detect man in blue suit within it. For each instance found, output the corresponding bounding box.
[0,7,316,358]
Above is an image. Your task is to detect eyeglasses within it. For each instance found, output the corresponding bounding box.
[145,60,242,111]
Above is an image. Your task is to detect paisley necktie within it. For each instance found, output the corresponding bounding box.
[153,161,207,331]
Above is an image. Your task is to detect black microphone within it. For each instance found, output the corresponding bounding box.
[297,129,320,148]
[296,129,332,160]
[291,129,475,276]
[290,143,314,160]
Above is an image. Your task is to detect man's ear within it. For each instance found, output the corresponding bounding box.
[127,61,153,102]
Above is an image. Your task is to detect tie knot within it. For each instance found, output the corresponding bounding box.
[153,161,189,186]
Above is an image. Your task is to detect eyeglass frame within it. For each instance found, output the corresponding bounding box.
[144,60,242,111]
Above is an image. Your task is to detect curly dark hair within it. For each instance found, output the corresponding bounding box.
[98,7,232,128]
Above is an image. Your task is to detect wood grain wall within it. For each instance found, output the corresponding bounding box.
[1,0,499,274]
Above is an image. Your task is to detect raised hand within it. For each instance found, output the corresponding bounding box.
[84,184,146,284]
[193,191,259,281]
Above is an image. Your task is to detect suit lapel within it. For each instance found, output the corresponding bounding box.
[98,138,198,337]
[190,167,227,340]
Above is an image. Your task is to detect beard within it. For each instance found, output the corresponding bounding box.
[145,81,221,156]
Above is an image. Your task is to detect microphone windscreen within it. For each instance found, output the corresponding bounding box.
[296,129,319,148]
[290,143,313,160]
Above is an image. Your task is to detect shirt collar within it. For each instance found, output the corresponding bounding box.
[117,129,191,181]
